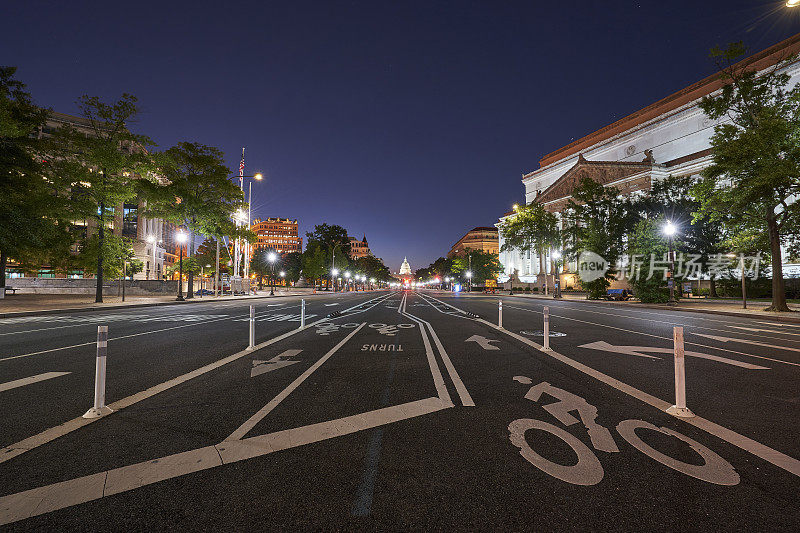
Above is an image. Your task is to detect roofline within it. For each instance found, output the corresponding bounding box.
[534,32,800,170]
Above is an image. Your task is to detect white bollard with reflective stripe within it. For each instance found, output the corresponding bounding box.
[498,300,503,329]
[543,306,550,350]
[83,325,113,418]
[300,299,306,328]
[248,305,255,350]
[667,326,694,417]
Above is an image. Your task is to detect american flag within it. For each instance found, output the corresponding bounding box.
[238,148,245,182]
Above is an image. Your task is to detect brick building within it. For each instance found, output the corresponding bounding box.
[251,218,303,254]
[348,235,371,258]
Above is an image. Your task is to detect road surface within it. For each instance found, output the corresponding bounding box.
[1,290,798,530]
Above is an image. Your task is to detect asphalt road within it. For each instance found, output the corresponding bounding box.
[0,290,798,530]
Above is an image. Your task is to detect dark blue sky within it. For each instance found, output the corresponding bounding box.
[3,1,799,271]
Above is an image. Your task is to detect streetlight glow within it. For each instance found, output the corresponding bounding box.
[787,0,799,7]
[344,271,351,278]
[176,231,187,244]
[254,173,263,180]
[267,252,277,263]
[552,250,562,260]
[663,221,677,236]
[465,271,473,278]
[331,268,339,277]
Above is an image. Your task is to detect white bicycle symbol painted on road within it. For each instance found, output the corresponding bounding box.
[508,376,739,486]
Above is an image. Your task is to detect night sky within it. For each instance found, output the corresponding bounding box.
[3,1,799,272]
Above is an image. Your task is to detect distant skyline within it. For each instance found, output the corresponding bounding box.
[3,1,800,270]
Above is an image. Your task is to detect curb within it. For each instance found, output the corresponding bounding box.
[0,291,319,319]
[429,291,800,324]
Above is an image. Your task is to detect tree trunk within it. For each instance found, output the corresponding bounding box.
[766,216,790,312]
[96,202,104,303]
[709,275,718,298]
[0,250,6,287]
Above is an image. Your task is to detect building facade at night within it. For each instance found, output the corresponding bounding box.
[251,218,303,254]
[5,111,172,280]
[447,227,499,258]
[348,235,371,258]
[498,33,800,287]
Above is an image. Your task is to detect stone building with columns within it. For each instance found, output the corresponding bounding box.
[5,111,173,280]
[498,33,800,289]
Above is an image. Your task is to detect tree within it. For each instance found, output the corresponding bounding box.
[354,255,392,282]
[142,142,245,298]
[76,234,136,279]
[627,218,686,303]
[451,249,502,286]
[282,251,302,282]
[563,177,630,299]
[125,258,144,280]
[301,243,328,286]
[305,223,351,288]
[165,256,201,278]
[632,176,726,297]
[49,93,155,302]
[0,67,72,285]
[499,203,561,284]
[249,249,276,290]
[696,42,800,311]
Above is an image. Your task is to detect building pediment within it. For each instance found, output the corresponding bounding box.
[535,153,657,207]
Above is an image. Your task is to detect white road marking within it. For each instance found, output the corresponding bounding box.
[692,334,800,366]
[0,372,71,393]
[465,335,500,351]
[757,321,800,328]
[0,397,449,526]
[420,298,800,478]
[250,349,303,377]
[0,314,336,465]
[226,323,367,441]
[403,304,474,407]
[402,312,452,405]
[730,326,800,337]
[502,304,800,368]
[324,303,340,307]
[578,340,769,369]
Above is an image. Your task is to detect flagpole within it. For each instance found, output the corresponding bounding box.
[234,148,245,282]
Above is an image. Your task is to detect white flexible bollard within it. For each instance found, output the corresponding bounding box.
[667,326,694,417]
[83,325,113,418]
[300,299,306,328]
[498,300,503,329]
[248,305,255,350]
[543,306,550,350]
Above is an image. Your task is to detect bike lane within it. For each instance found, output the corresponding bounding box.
[423,292,800,462]
[374,292,800,530]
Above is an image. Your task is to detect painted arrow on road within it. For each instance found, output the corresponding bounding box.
[578,341,768,369]
[466,335,500,351]
[693,333,800,367]
[251,349,303,377]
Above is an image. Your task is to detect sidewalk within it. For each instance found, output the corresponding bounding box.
[443,290,800,322]
[0,289,319,318]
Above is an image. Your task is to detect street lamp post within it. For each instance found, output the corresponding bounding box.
[552,250,562,298]
[663,221,677,304]
[331,268,340,292]
[176,231,187,301]
[267,251,277,296]
[280,270,285,291]
[345,271,351,291]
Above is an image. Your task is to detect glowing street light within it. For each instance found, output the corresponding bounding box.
[267,252,277,296]
[175,231,188,301]
[662,221,678,304]
[787,0,800,7]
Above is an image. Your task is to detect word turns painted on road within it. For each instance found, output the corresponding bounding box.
[361,344,403,352]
